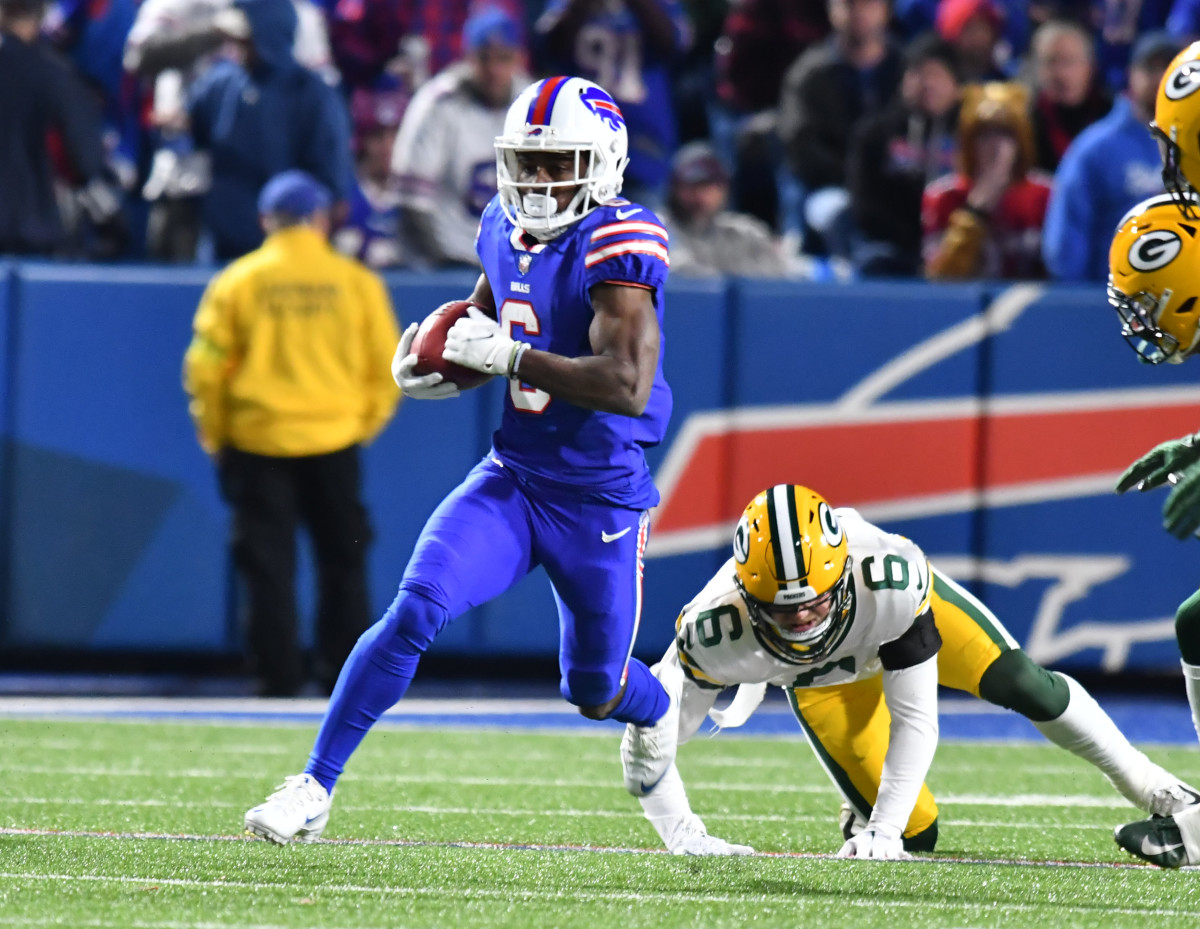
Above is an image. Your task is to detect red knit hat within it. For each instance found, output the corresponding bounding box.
[935,0,1003,42]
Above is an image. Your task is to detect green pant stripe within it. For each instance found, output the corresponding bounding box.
[931,568,1018,650]
[785,687,873,821]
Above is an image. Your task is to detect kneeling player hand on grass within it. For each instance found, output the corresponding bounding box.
[836,823,911,860]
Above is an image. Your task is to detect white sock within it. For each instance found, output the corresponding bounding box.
[1182,660,1200,744]
[638,763,699,846]
[1033,673,1168,810]
[1174,804,1200,865]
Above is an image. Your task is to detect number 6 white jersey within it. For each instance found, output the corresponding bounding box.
[675,509,936,692]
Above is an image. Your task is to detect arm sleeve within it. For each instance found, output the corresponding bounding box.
[357,268,402,443]
[878,608,941,671]
[870,655,940,835]
[849,119,911,247]
[182,276,238,454]
[1041,147,1094,282]
[924,207,987,280]
[304,84,353,201]
[778,58,845,189]
[46,59,107,182]
[391,86,446,214]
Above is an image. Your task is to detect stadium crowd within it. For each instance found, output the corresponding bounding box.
[0,0,1191,281]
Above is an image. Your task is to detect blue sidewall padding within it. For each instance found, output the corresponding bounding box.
[1,267,1196,677]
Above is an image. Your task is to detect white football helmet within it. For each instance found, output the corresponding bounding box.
[495,76,629,240]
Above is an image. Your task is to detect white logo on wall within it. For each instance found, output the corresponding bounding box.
[1129,229,1182,271]
[930,554,1174,671]
[1165,63,1200,100]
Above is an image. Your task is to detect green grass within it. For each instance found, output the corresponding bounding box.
[4,717,1200,928]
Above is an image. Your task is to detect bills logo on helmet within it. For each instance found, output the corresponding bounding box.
[1165,63,1200,100]
[579,86,625,131]
[1129,229,1183,271]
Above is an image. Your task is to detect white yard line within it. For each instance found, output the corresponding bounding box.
[0,862,1189,910]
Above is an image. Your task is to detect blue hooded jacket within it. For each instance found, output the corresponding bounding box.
[188,0,351,259]
[1041,96,1163,283]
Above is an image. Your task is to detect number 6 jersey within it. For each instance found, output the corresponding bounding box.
[475,193,672,510]
[676,509,940,692]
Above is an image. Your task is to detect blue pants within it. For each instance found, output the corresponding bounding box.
[305,457,665,790]
[399,457,652,702]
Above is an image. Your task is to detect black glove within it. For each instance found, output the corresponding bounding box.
[1115,434,1200,494]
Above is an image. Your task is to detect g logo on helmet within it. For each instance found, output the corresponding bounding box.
[818,502,842,546]
[1165,63,1200,101]
[1129,229,1183,272]
[733,515,751,564]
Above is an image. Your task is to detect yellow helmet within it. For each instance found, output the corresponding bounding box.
[1154,41,1200,214]
[1108,192,1200,364]
[732,484,855,665]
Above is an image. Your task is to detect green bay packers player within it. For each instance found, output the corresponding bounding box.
[621,485,1196,859]
[1107,187,1200,865]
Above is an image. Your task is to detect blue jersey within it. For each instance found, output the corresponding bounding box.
[475,195,672,509]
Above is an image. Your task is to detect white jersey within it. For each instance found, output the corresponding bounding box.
[649,508,941,839]
[390,64,527,265]
[675,508,934,692]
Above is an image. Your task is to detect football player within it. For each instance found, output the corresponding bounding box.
[244,76,676,844]
[1107,189,1200,866]
[622,485,1197,859]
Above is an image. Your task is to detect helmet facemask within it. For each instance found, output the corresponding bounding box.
[1108,278,1183,364]
[736,555,855,664]
[495,135,625,241]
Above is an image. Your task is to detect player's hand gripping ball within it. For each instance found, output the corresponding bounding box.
[391,301,493,398]
[412,301,496,389]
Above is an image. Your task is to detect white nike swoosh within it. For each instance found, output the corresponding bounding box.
[615,208,641,219]
[601,527,633,543]
[1141,835,1185,856]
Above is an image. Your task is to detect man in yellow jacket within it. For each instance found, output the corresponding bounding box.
[184,169,401,696]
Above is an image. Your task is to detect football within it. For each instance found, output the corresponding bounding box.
[410,300,493,390]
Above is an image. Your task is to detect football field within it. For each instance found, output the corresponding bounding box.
[4,699,1200,929]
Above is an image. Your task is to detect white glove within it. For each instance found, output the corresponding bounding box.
[443,306,525,377]
[836,822,911,860]
[391,322,460,400]
[664,815,755,857]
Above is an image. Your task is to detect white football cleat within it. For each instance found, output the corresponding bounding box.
[621,663,683,796]
[665,815,755,856]
[244,773,332,845]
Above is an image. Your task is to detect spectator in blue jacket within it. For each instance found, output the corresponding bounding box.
[1042,32,1182,283]
[188,0,351,260]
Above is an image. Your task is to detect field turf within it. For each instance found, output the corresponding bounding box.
[3,715,1200,928]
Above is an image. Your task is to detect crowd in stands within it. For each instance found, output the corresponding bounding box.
[0,0,1192,281]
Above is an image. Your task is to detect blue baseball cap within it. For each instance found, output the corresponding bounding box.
[462,6,523,53]
[257,170,332,218]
